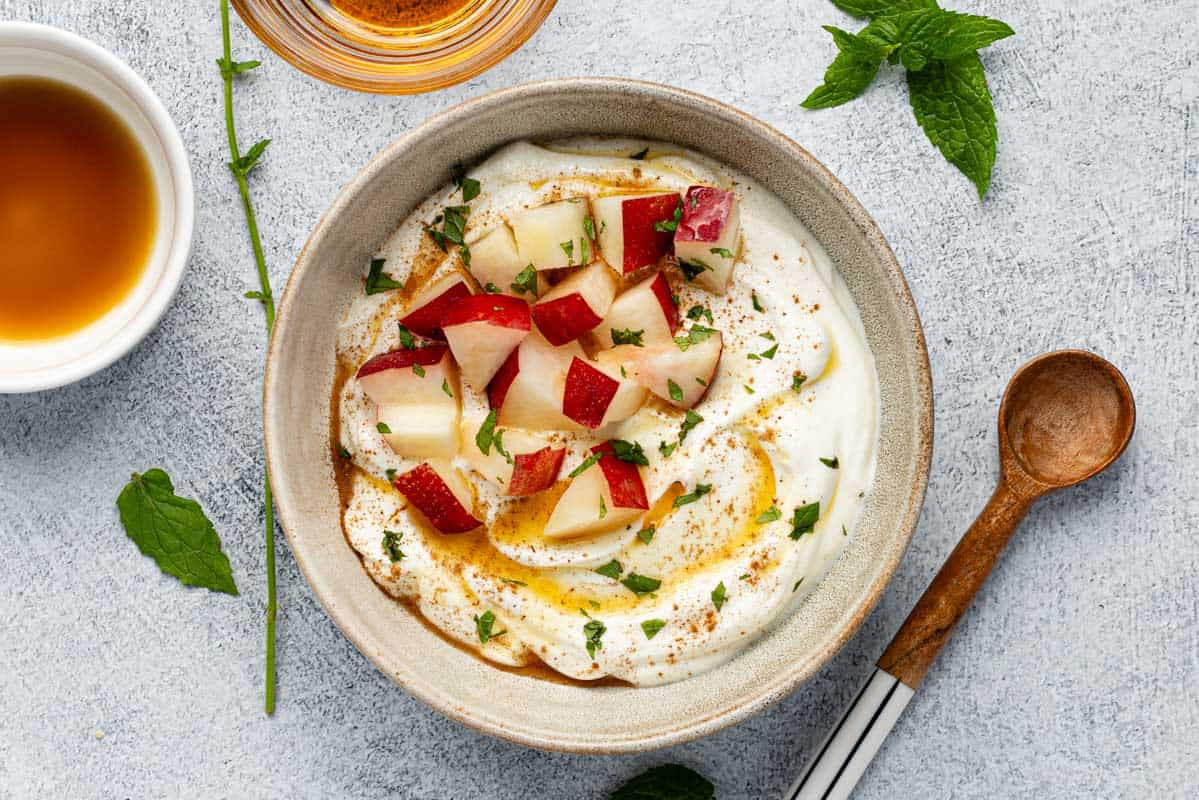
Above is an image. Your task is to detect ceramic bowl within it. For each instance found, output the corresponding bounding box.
[0,22,194,393]
[264,78,932,753]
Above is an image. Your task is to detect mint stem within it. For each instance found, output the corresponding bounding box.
[219,0,278,715]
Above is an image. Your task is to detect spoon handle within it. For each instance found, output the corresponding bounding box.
[877,479,1034,688]
[787,480,1035,800]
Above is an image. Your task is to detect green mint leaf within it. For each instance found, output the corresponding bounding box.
[228,138,271,177]
[215,57,261,80]
[654,200,683,233]
[898,10,1015,64]
[385,468,397,482]
[611,764,715,800]
[560,239,575,265]
[673,483,712,508]
[751,291,764,312]
[686,305,713,324]
[659,440,678,458]
[793,577,805,593]
[474,610,506,644]
[457,176,481,203]
[908,52,997,198]
[629,147,650,160]
[711,581,727,611]
[599,496,608,519]
[678,259,708,281]
[397,323,417,349]
[802,26,886,110]
[492,428,513,464]
[667,379,684,402]
[583,216,596,241]
[710,247,734,259]
[412,364,425,378]
[376,422,391,434]
[792,372,808,392]
[820,456,840,469]
[756,506,782,524]
[511,264,538,296]
[475,410,498,456]
[365,258,404,295]
[382,530,404,563]
[830,0,935,18]
[621,573,661,596]
[484,282,501,293]
[791,501,821,539]
[337,445,352,459]
[678,409,703,443]
[674,324,717,351]
[637,525,656,544]
[441,378,453,398]
[116,469,238,595]
[583,618,606,660]
[640,619,666,640]
[744,384,756,394]
[595,560,623,579]
[760,343,779,360]
[569,452,602,478]
[610,439,650,466]
[612,328,645,347]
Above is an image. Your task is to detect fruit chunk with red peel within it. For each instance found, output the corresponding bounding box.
[591,441,650,509]
[393,461,481,533]
[592,193,680,274]
[530,261,616,346]
[542,458,643,540]
[507,447,567,496]
[510,198,593,271]
[596,331,723,409]
[357,343,456,405]
[461,422,565,495]
[466,225,549,298]
[596,271,678,347]
[441,295,531,388]
[487,333,584,430]
[562,357,648,429]
[674,186,741,293]
[400,273,472,337]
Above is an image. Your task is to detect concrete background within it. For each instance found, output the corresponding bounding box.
[1,0,1196,797]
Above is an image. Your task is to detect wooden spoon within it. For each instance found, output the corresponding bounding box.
[788,350,1135,800]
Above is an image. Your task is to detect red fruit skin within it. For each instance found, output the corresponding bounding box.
[647,272,679,332]
[487,348,520,410]
[440,295,532,330]
[591,442,650,509]
[620,194,680,273]
[393,463,481,534]
[531,293,604,346]
[506,447,566,496]
[400,280,471,338]
[356,343,449,378]
[562,357,619,429]
[677,186,734,244]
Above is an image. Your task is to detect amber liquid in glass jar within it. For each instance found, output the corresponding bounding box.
[330,0,475,28]
[0,77,157,341]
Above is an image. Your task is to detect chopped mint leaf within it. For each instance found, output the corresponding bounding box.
[711,247,735,259]
[711,581,727,611]
[583,618,606,660]
[791,501,820,539]
[501,577,527,586]
[653,199,683,232]
[640,619,666,640]
[385,468,397,482]
[793,371,808,392]
[595,560,623,580]
[474,610,506,644]
[381,530,404,563]
[580,236,591,265]
[673,483,712,508]
[686,304,713,324]
[475,410,498,455]
[659,440,678,458]
[637,525,656,544]
[364,258,404,295]
[569,452,602,478]
[674,324,716,351]
[511,264,538,296]
[755,506,782,524]
[599,496,608,519]
[441,378,453,398]
[612,328,645,347]
[583,216,596,240]
[376,422,391,434]
[610,439,649,466]
[492,428,513,465]
[484,282,501,293]
[667,379,684,402]
[560,239,575,265]
[751,290,764,312]
[337,445,351,459]
[630,147,650,160]
[760,343,779,360]
[621,573,661,596]
[412,364,426,377]
[793,577,804,593]
[744,384,755,394]
[679,259,709,281]
[397,323,417,350]
[679,409,703,442]
[820,456,840,469]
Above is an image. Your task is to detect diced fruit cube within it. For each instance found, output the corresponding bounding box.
[511,198,593,271]
[441,295,531,388]
[674,186,741,293]
[530,261,616,346]
[542,456,643,540]
[461,423,565,496]
[393,461,481,533]
[596,271,678,348]
[357,343,457,406]
[466,225,549,297]
[487,333,584,430]
[596,331,723,409]
[562,357,648,429]
[592,193,680,273]
[376,401,459,459]
[400,273,472,337]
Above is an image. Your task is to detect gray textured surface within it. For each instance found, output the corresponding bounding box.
[0,0,1196,797]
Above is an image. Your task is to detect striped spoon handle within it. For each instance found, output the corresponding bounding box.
[785,668,914,800]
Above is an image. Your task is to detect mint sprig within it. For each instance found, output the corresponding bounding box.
[806,2,1013,197]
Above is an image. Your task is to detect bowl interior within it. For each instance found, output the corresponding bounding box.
[265,78,931,753]
[0,22,193,393]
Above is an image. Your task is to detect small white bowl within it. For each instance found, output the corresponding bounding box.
[0,22,194,393]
